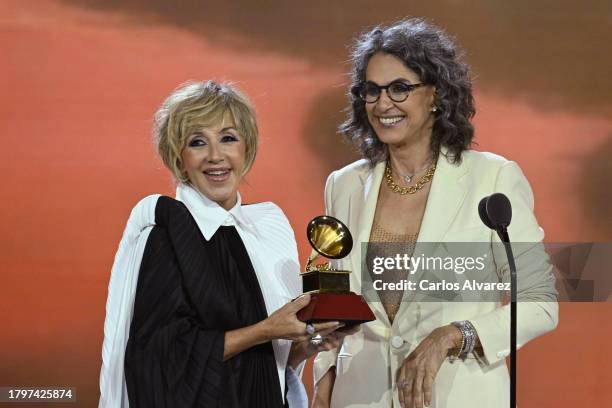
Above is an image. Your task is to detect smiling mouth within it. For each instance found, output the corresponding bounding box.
[377,116,405,126]
[203,168,231,182]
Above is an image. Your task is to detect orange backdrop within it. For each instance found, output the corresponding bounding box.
[1,0,611,406]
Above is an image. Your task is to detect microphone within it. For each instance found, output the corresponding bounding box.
[478,193,512,242]
[478,192,517,408]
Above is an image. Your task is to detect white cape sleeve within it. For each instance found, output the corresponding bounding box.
[99,195,160,408]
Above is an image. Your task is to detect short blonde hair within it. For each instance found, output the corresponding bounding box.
[154,80,258,182]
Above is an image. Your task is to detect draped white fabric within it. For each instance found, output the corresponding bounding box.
[99,194,159,408]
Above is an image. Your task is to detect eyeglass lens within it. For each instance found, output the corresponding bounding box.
[360,81,417,103]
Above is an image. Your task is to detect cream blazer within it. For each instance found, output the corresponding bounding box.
[313,150,558,408]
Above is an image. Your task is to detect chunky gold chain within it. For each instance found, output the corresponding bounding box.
[384,161,436,195]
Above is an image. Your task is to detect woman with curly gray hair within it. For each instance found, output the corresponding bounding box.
[312,19,557,408]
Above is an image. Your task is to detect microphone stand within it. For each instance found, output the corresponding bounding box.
[498,227,517,408]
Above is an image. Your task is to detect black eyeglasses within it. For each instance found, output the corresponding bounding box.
[354,80,425,103]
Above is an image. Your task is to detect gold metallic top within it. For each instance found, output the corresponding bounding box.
[367,224,418,324]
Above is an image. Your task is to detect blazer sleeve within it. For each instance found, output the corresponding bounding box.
[313,171,341,385]
[469,161,559,366]
[124,225,226,407]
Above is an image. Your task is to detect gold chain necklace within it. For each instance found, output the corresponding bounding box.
[384,161,436,195]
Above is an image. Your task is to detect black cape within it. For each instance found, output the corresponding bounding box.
[124,196,284,408]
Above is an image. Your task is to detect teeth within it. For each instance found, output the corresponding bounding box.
[379,116,404,125]
[205,170,229,176]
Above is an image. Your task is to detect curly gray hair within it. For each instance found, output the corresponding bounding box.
[340,18,476,165]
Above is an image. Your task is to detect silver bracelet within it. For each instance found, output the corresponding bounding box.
[451,321,477,359]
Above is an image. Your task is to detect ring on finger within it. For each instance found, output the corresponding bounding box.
[310,334,323,346]
[305,323,315,335]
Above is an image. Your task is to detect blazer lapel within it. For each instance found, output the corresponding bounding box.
[351,161,390,323]
[397,151,470,308]
[417,151,469,243]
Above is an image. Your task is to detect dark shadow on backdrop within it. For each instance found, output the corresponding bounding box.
[303,88,361,180]
[60,0,612,239]
[62,0,612,114]
[581,135,612,240]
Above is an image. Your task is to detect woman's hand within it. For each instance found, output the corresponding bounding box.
[397,325,462,408]
[225,294,340,361]
[259,294,340,342]
[288,323,361,369]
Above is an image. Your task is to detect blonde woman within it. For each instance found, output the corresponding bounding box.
[99,81,351,408]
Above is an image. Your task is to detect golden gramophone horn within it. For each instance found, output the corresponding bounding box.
[307,215,353,259]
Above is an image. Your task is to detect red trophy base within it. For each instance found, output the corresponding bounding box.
[297,292,376,325]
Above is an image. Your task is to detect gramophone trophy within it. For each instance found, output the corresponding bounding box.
[296,215,375,325]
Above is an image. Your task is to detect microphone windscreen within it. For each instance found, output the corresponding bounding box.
[486,193,512,227]
[478,196,496,229]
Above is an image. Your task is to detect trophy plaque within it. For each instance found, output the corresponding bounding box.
[296,215,375,325]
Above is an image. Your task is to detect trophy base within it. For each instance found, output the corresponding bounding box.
[297,292,376,325]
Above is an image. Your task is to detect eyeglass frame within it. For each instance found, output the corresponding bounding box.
[353,80,426,103]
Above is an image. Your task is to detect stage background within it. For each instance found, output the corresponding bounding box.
[1,0,611,406]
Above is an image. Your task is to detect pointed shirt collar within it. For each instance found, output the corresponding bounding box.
[175,183,255,241]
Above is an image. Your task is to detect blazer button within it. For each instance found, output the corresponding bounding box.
[391,336,404,349]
